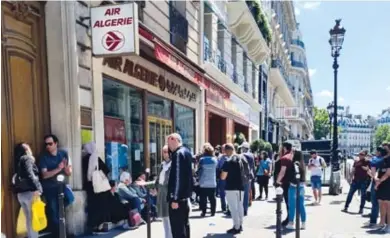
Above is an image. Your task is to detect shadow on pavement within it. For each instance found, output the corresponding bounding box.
[264,225,276,230]
[365,229,387,235]
[203,233,235,238]
[329,200,344,205]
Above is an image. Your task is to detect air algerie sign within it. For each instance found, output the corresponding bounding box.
[91,3,139,56]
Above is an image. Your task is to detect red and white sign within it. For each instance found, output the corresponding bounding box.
[91,3,139,56]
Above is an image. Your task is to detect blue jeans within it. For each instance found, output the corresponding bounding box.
[288,184,306,223]
[43,187,60,234]
[218,180,227,211]
[243,183,250,214]
[370,181,379,224]
[345,180,368,210]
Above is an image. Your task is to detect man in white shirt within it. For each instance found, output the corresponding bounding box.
[308,150,327,204]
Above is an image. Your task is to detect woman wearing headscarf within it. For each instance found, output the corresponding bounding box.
[82,142,112,233]
[156,145,173,238]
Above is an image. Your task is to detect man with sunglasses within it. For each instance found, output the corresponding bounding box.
[39,134,72,236]
[342,150,370,214]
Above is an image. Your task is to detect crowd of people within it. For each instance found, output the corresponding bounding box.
[12,130,390,238]
[342,142,390,234]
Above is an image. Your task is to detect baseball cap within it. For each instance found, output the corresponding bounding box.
[240,142,250,149]
[309,149,317,155]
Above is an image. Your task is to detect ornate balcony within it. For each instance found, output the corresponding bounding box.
[291,39,305,49]
[270,59,295,107]
[291,60,306,69]
[226,1,270,65]
[203,36,227,73]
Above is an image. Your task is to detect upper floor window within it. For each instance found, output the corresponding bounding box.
[169,1,188,54]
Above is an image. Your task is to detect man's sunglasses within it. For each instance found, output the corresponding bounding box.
[45,142,54,146]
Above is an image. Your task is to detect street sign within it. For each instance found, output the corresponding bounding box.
[91,3,139,56]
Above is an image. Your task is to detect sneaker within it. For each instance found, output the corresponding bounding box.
[286,223,295,230]
[358,209,363,214]
[301,222,306,230]
[227,228,241,234]
[200,212,206,217]
[240,226,243,232]
[342,207,348,213]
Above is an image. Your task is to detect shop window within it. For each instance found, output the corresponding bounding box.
[103,78,144,179]
[147,94,172,119]
[174,103,195,154]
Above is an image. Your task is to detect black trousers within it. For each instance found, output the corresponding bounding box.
[251,180,256,200]
[169,200,190,238]
[199,187,216,214]
[258,176,270,198]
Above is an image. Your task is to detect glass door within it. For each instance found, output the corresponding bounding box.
[148,116,172,175]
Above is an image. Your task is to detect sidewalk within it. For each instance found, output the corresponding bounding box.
[81,182,384,238]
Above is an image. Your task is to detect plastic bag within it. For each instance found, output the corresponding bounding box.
[16,208,27,236]
[31,197,47,232]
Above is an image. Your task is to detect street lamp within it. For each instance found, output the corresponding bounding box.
[326,102,334,140]
[329,19,346,195]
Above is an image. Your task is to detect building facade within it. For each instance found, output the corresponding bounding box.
[338,115,373,155]
[377,108,390,126]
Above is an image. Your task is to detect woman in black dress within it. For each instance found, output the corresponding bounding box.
[374,147,390,233]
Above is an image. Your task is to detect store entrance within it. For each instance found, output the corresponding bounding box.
[148,116,172,175]
[208,113,226,147]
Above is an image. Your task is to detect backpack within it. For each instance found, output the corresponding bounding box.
[238,155,252,185]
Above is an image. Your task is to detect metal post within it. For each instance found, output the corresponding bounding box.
[294,162,300,238]
[275,187,283,238]
[57,175,66,238]
[144,181,155,238]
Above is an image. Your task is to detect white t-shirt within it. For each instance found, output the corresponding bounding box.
[309,156,325,177]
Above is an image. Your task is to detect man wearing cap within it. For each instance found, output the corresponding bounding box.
[308,150,327,205]
[343,150,370,214]
[239,142,255,216]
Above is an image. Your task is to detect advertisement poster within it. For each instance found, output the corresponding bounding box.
[104,116,127,144]
[81,129,93,144]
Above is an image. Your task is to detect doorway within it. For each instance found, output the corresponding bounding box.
[208,113,226,147]
[1,2,50,237]
[148,116,172,176]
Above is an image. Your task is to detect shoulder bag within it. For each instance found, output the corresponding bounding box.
[92,160,111,194]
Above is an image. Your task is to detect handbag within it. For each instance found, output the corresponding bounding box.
[92,161,111,194]
[129,209,142,227]
[31,197,47,232]
[12,160,31,194]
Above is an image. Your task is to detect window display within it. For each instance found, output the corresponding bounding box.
[174,103,195,153]
[103,79,144,178]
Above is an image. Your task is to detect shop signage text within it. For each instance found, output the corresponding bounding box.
[103,57,197,102]
[91,3,139,56]
[206,90,246,119]
[154,44,229,99]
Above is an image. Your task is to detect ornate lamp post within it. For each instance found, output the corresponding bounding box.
[326,102,334,140]
[329,19,346,195]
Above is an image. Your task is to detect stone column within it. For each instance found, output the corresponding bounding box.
[45,1,85,235]
[253,65,259,101]
[218,27,233,77]
[197,88,206,152]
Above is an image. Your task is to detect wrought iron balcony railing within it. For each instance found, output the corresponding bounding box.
[291,60,306,69]
[291,39,305,49]
[203,36,227,73]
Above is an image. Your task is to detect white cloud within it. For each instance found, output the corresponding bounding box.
[386,86,390,91]
[316,90,333,98]
[308,68,317,78]
[339,97,345,103]
[303,1,321,10]
[295,7,301,16]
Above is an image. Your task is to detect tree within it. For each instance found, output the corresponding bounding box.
[313,107,330,140]
[233,132,246,146]
[375,125,390,146]
[250,139,265,153]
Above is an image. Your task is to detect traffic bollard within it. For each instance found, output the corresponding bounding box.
[57,175,66,238]
[275,186,283,238]
[294,162,301,238]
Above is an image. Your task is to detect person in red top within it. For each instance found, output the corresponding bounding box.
[343,150,370,214]
[275,142,294,226]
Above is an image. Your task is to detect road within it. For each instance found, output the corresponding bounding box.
[81,182,386,238]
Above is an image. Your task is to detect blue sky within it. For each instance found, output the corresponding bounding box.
[294,1,390,117]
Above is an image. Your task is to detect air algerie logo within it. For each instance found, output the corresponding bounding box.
[102,31,125,52]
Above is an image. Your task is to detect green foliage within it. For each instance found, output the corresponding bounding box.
[375,125,390,147]
[250,139,265,153]
[264,142,273,153]
[233,132,246,146]
[246,1,272,45]
[313,107,330,140]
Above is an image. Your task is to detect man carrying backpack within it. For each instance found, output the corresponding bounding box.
[220,143,250,235]
[239,142,255,215]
